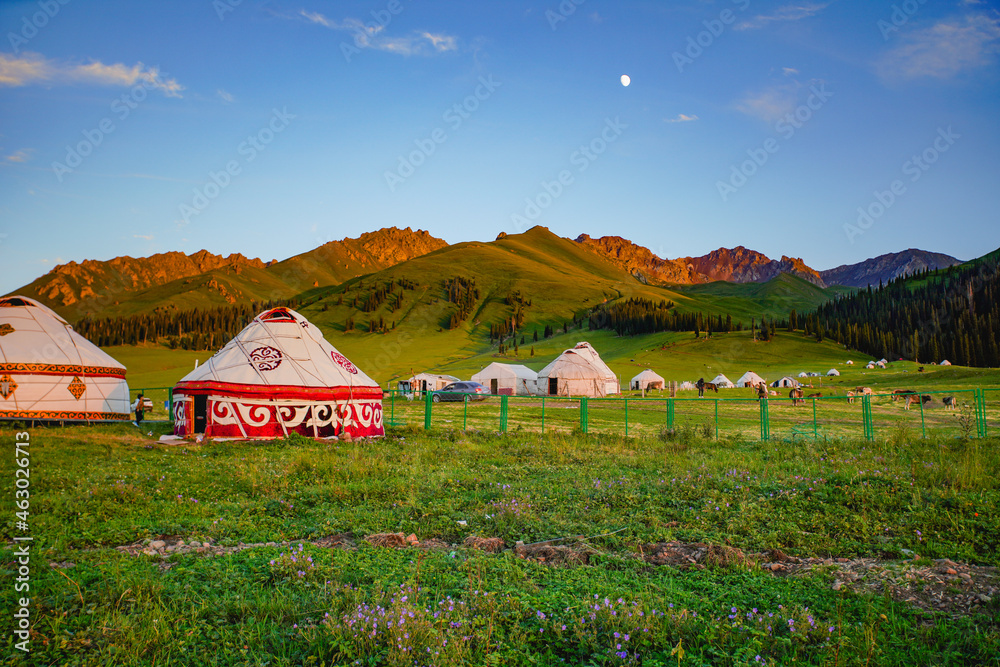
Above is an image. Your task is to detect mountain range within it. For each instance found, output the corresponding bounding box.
[10,226,961,323]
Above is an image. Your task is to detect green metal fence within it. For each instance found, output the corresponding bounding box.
[384,388,997,441]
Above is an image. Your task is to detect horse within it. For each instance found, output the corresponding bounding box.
[854,386,873,396]
[892,389,916,402]
[806,393,823,399]
[942,396,956,410]
[904,394,932,411]
[703,382,719,393]
[846,390,855,404]
[789,388,804,406]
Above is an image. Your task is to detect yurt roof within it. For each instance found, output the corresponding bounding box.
[174,307,380,400]
[827,368,840,375]
[798,371,809,377]
[0,296,125,371]
[410,372,460,382]
[710,373,733,386]
[473,363,538,381]
[630,368,665,383]
[736,371,764,386]
[538,342,616,380]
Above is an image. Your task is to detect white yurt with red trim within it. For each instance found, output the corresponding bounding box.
[537,342,620,397]
[0,296,130,422]
[172,307,383,439]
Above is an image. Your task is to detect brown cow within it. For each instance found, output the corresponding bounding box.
[892,389,917,402]
[846,390,856,404]
[855,386,873,396]
[789,388,804,406]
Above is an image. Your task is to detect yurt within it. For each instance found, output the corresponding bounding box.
[865,362,876,369]
[798,371,809,378]
[472,363,537,395]
[679,381,696,391]
[736,371,765,388]
[827,368,840,376]
[771,376,800,388]
[172,307,382,439]
[846,360,854,365]
[940,359,952,366]
[538,342,619,397]
[407,373,459,394]
[630,369,665,391]
[0,296,130,422]
[710,373,734,388]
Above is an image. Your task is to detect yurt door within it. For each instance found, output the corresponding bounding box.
[194,395,208,433]
[548,377,558,395]
[490,379,499,394]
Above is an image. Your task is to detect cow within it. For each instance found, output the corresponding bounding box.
[942,396,956,410]
[855,387,873,396]
[703,382,720,393]
[892,389,917,402]
[846,390,856,404]
[904,394,932,410]
[807,393,823,399]
[789,388,804,406]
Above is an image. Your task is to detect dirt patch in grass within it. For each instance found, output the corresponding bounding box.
[514,542,592,565]
[463,536,506,553]
[640,541,757,569]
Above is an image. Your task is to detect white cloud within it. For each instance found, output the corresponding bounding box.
[217,89,235,103]
[735,84,801,122]
[877,13,1000,80]
[133,234,154,241]
[737,2,830,31]
[0,52,184,97]
[4,149,33,163]
[299,10,458,56]
[664,113,699,123]
[782,67,800,76]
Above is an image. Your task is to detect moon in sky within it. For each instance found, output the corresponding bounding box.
[621,74,631,87]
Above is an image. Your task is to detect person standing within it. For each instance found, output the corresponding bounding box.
[696,378,705,398]
[132,393,145,426]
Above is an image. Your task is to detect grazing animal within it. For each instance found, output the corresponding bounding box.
[918,366,925,372]
[846,390,856,404]
[789,388,804,406]
[807,393,823,399]
[855,386,873,396]
[703,382,719,393]
[892,389,917,402]
[942,396,956,410]
[904,394,932,410]
[769,390,777,397]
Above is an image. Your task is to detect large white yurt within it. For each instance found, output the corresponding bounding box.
[771,376,800,388]
[630,369,665,391]
[0,296,130,422]
[710,373,734,388]
[472,363,537,395]
[538,342,620,397]
[172,307,383,439]
[736,371,765,388]
[827,368,841,376]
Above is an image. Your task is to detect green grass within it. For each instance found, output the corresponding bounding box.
[2,425,998,665]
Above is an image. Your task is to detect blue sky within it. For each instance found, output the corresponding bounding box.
[2,0,999,295]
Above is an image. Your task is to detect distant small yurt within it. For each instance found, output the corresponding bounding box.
[878,358,888,365]
[408,373,460,394]
[846,360,854,365]
[736,371,765,388]
[798,371,809,378]
[0,296,130,422]
[538,342,620,397]
[875,361,886,369]
[827,368,840,376]
[772,376,800,388]
[710,374,734,388]
[630,369,665,391]
[940,359,952,366]
[865,362,876,369]
[172,307,383,439]
[472,363,537,395]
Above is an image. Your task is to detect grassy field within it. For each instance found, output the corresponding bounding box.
[1,424,998,665]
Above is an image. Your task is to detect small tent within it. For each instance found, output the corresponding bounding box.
[940,359,952,366]
[538,342,620,397]
[736,371,765,388]
[0,296,131,422]
[710,373,734,388]
[772,377,800,388]
[846,360,854,365]
[172,307,383,439]
[827,368,840,376]
[875,361,886,369]
[408,373,459,394]
[798,371,809,378]
[630,369,665,391]
[472,363,537,395]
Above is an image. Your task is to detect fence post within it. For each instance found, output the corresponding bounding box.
[667,398,674,428]
[424,391,432,430]
[975,388,988,438]
[759,397,769,442]
[168,387,173,418]
[624,398,629,437]
[580,397,588,434]
[499,395,508,432]
[715,398,719,440]
[918,394,927,439]
[541,397,546,433]
[862,395,874,441]
[463,395,469,431]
